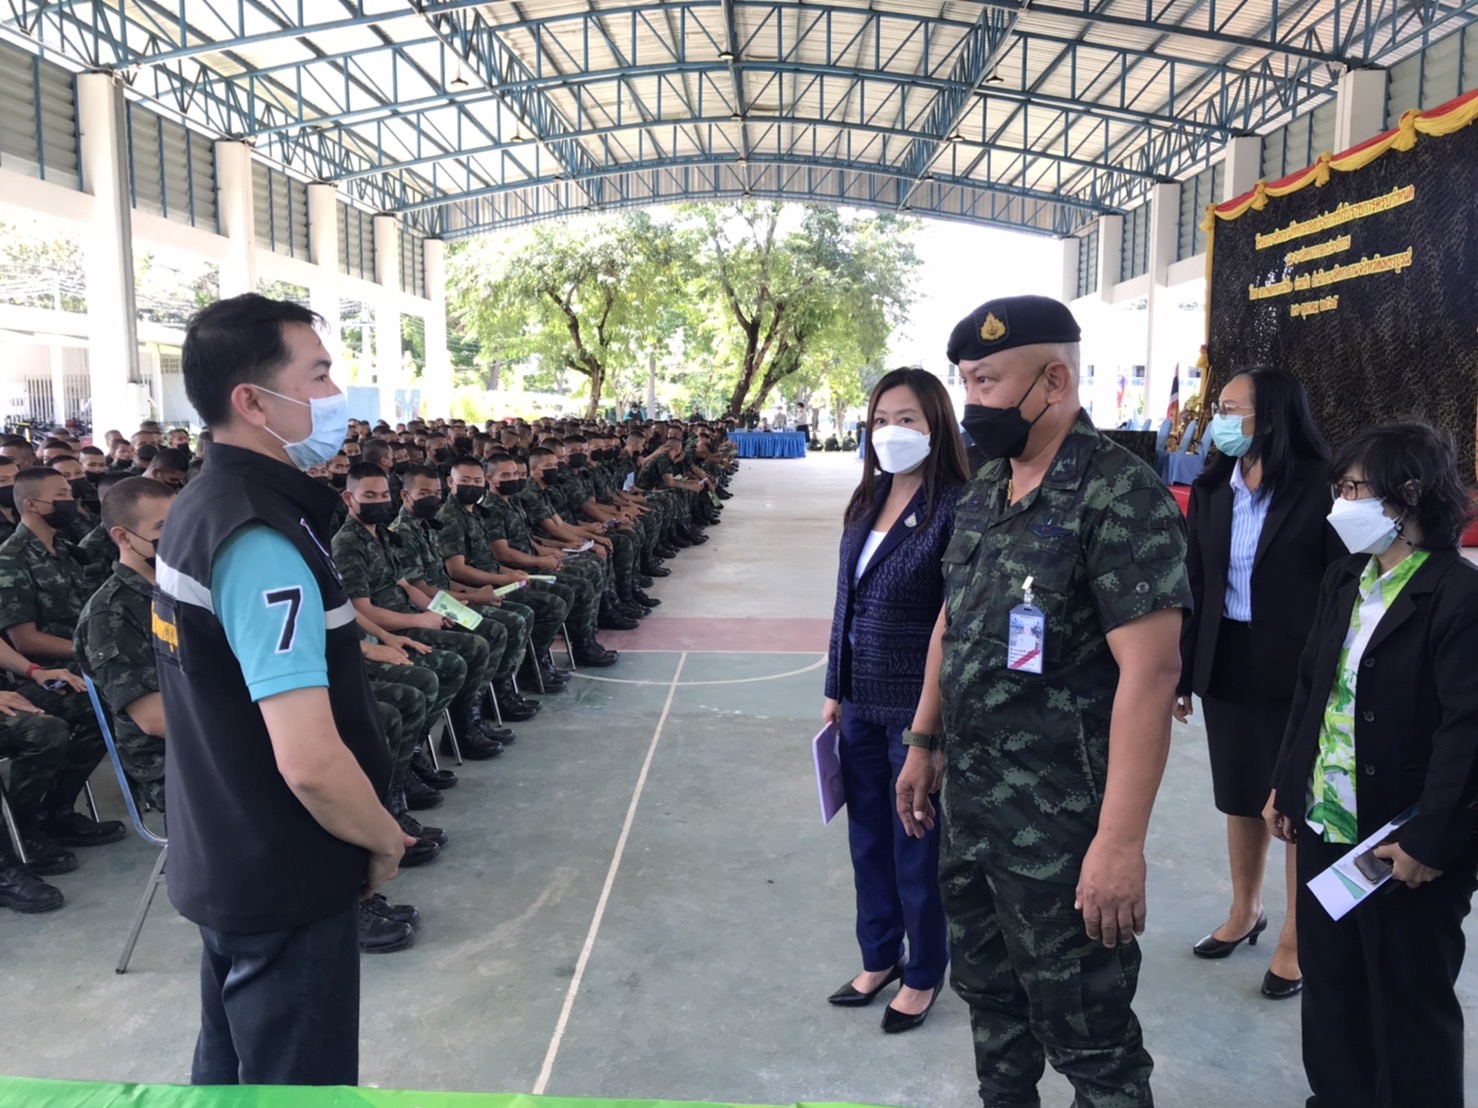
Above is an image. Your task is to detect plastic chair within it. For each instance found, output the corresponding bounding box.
[560,622,577,672]
[440,709,463,766]
[1156,420,1172,451]
[1177,420,1199,454]
[81,675,167,975]
[0,772,29,865]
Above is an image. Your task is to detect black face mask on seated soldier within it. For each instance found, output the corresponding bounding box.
[356,502,396,529]
[411,495,442,522]
[454,485,484,506]
[496,478,525,497]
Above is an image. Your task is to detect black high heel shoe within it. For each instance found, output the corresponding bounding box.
[827,962,904,1007]
[1261,970,1303,999]
[881,982,944,1034]
[1192,911,1269,959]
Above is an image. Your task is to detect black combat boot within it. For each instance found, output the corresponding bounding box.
[358,901,416,953]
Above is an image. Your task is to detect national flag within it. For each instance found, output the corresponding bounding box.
[1115,374,1126,418]
[1167,367,1180,424]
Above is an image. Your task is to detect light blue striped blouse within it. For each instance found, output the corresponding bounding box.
[1224,461,1271,622]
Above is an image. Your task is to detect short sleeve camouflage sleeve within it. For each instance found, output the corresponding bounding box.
[0,537,38,634]
[76,573,159,716]
[330,525,374,601]
[1082,461,1192,633]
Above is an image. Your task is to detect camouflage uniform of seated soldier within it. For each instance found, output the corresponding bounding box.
[0,466,123,851]
[437,458,576,691]
[331,463,511,760]
[552,437,657,618]
[73,478,176,815]
[389,464,541,723]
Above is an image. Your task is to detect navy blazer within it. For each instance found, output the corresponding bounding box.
[825,477,959,728]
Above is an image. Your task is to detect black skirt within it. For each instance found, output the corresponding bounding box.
[1203,619,1295,818]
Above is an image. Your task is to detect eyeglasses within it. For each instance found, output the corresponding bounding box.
[1331,478,1373,500]
[1210,401,1252,416]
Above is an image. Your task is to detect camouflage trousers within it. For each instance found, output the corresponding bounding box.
[0,703,70,817]
[406,625,496,716]
[940,787,1153,1108]
[367,662,438,772]
[518,582,574,651]
[18,682,106,813]
[608,527,640,594]
[548,559,601,633]
[465,599,532,679]
[365,648,463,724]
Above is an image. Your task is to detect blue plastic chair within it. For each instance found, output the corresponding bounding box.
[1177,420,1199,454]
[82,674,167,974]
[1155,419,1173,452]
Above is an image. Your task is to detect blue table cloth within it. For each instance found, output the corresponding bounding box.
[731,430,808,459]
[1163,452,1206,485]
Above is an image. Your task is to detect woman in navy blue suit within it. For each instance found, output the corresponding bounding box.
[823,368,970,1033]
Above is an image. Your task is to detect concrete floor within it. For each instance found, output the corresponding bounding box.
[2,450,1475,1107]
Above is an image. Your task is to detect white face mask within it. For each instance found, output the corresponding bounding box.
[1327,496,1400,555]
[870,424,932,474]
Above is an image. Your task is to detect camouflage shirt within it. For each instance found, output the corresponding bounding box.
[480,494,539,557]
[0,509,17,545]
[435,498,502,575]
[0,523,93,640]
[76,523,117,591]
[390,506,453,590]
[939,413,1191,870]
[331,518,416,614]
[588,464,619,505]
[637,452,674,491]
[74,564,162,783]
[516,482,560,532]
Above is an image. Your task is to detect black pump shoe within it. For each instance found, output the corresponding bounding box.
[1261,970,1303,999]
[1193,912,1268,959]
[827,962,904,1007]
[882,982,944,1034]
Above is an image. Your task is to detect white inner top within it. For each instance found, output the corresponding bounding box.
[854,529,888,581]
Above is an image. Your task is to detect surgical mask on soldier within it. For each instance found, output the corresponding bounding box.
[411,495,442,521]
[357,501,396,529]
[1326,496,1400,555]
[454,485,484,506]
[496,478,526,497]
[0,485,13,510]
[960,368,1048,462]
[870,425,932,474]
[36,498,79,529]
[256,386,350,470]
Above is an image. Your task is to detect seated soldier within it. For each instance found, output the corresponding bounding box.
[78,445,108,483]
[108,440,135,472]
[0,456,20,544]
[559,436,657,615]
[48,455,99,539]
[166,428,193,460]
[74,478,175,813]
[389,464,540,722]
[332,463,511,759]
[0,633,87,907]
[142,447,188,491]
[0,467,123,850]
[130,441,157,476]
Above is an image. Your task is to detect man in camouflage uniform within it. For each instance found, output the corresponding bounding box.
[74,478,175,814]
[331,463,510,760]
[895,296,1190,1108]
[557,436,660,614]
[389,464,541,721]
[439,458,576,690]
[0,467,123,850]
[0,456,20,545]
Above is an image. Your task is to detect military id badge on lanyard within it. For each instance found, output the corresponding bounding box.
[1007,576,1045,675]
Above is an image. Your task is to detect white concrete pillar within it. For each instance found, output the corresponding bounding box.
[307,183,342,354]
[1096,214,1123,304]
[372,214,401,420]
[76,72,142,435]
[1143,182,1183,420]
[49,342,67,427]
[1223,135,1264,201]
[1060,235,1081,304]
[1335,68,1389,153]
[215,141,257,298]
[421,238,451,421]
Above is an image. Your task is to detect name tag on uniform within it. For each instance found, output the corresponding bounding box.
[1007,603,1046,674]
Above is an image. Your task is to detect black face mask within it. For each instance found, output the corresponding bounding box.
[960,369,1048,463]
[433,448,452,463]
[411,495,442,521]
[85,470,104,484]
[496,478,525,497]
[68,478,93,500]
[394,462,411,476]
[454,485,484,506]
[37,499,79,529]
[313,475,332,486]
[357,502,396,529]
[124,528,157,570]
[567,454,588,469]
[0,486,13,511]
[329,472,348,490]
[556,462,570,474]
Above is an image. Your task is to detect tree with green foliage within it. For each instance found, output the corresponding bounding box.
[690,202,919,417]
[450,212,691,417]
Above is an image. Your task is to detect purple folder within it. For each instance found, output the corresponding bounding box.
[813,722,845,824]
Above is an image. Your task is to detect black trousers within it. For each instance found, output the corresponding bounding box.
[1297,831,1476,1108]
[192,902,360,1086]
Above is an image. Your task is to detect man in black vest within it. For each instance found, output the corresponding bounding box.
[155,293,413,1086]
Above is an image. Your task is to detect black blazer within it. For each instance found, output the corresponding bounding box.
[1180,460,1346,701]
[1271,549,1478,870]
[825,479,958,728]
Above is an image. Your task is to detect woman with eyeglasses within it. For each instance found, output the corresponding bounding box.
[1266,421,1478,1108]
[1175,368,1345,998]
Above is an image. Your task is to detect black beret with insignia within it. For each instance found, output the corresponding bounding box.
[946,294,1082,365]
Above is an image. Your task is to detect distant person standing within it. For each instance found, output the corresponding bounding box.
[1177,368,1343,999]
[157,294,411,1086]
[823,368,969,1033]
[773,407,788,431]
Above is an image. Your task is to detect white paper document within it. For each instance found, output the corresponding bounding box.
[1307,807,1416,921]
